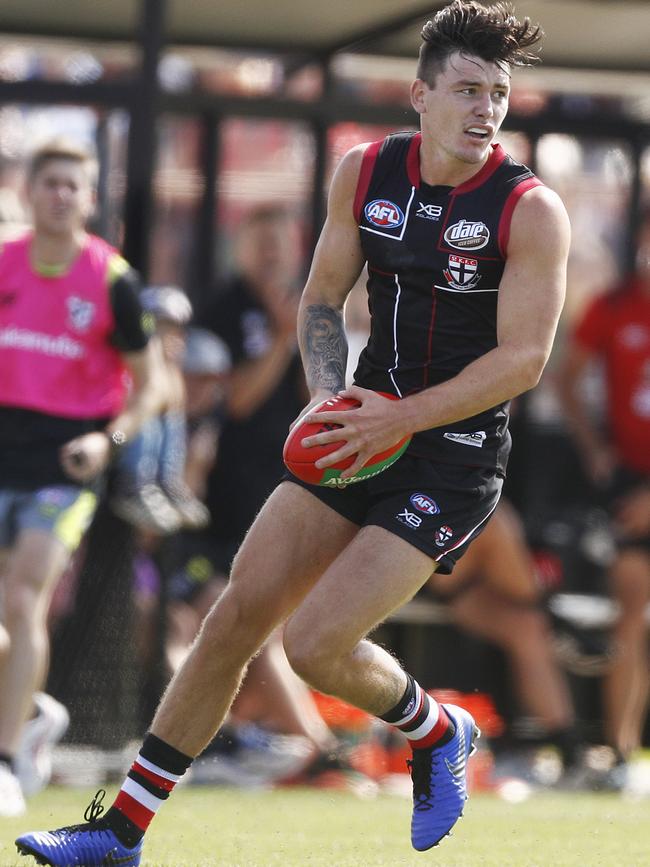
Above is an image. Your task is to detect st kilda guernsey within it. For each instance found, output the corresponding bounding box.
[352,131,544,475]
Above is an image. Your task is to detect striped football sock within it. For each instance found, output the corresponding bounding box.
[104,733,192,847]
[380,674,455,750]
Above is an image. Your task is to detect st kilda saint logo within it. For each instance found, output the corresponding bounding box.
[443,255,481,291]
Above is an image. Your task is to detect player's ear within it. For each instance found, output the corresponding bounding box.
[410,78,428,115]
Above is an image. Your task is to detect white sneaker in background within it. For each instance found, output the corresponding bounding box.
[15,692,70,797]
[0,763,26,816]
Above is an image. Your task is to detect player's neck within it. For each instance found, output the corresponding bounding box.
[30,229,87,272]
[419,145,491,189]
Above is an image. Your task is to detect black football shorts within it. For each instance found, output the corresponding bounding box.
[283,453,503,574]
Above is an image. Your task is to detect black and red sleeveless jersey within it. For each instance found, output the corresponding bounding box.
[352,131,543,474]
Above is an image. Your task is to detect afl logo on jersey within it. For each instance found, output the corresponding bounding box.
[444,219,490,250]
[364,199,405,229]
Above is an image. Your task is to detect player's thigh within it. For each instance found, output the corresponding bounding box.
[225,480,360,624]
[5,486,97,595]
[285,524,435,657]
[4,530,71,604]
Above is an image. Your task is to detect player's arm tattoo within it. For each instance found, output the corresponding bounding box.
[301,303,348,393]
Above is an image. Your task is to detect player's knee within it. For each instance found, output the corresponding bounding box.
[199,584,276,653]
[282,624,334,690]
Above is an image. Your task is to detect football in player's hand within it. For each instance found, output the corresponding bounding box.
[283,394,411,487]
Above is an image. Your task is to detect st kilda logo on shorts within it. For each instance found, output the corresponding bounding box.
[443,219,489,250]
[364,199,405,229]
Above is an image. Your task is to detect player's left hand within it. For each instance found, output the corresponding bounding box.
[614,486,650,539]
[60,431,111,482]
[301,385,409,479]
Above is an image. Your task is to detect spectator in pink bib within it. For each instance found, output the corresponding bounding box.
[0,138,160,815]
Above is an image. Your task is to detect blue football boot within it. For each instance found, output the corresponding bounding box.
[16,790,143,866]
[407,703,480,851]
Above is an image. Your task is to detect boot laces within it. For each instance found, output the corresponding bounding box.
[407,749,438,812]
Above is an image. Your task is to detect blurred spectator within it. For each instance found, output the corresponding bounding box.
[0,138,158,815]
[426,499,583,782]
[110,286,210,534]
[197,203,306,571]
[181,326,232,503]
[557,207,650,788]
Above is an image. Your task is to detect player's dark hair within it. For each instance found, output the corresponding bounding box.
[417,1,543,86]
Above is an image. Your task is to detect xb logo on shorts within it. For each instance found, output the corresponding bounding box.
[410,493,440,515]
[365,199,405,229]
[435,525,453,547]
[396,508,422,529]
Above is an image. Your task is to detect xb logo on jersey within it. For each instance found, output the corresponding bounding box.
[365,199,405,229]
[443,255,481,291]
[416,202,443,221]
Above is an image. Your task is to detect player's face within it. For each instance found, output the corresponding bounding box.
[412,51,510,167]
[27,159,95,237]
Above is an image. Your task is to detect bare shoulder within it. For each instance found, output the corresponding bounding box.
[328,142,371,209]
[510,184,571,250]
[333,142,370,183]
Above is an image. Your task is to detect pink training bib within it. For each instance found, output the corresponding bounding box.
[0,232,129,419]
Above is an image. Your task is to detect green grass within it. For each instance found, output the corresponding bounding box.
[1,786,649,867]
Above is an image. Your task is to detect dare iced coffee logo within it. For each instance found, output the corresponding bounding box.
[443,219,490,250]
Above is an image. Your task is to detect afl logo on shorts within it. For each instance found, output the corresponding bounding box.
[444,219,489,250]
[365,199,405,229]
[410,493,440,515]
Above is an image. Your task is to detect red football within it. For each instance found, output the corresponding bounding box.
[283,393,411,487]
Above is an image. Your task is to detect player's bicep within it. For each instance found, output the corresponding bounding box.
[497,186,570,369]
[301,146,367,310]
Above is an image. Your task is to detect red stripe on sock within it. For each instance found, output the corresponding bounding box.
[132,761,175,792]
[113,790,155,831]
[410,707,451,750]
